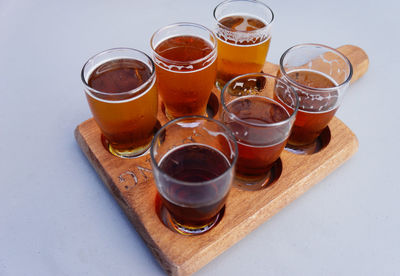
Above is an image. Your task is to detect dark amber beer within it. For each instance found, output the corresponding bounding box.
[158,144,230,229]
[151,23,217,120]
[284,70,338,146]
[151,116,237,235]
[279,43,353,153]
[214,0,274,88]
[224,97,290,179]
[221,73,298,190]
[81,49,158,158]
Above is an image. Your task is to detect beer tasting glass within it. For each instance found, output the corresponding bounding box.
[213,0,274,89]
[279,43,353,154]
[150,23,217,120]
[81,48,158,158]
[150,116,238,235]
[221,73,299,190]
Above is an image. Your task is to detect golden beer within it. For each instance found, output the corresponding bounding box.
[151,23,217,120]
[82,49,158,158]
[214,0,274,88]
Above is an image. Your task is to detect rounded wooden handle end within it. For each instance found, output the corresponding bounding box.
[262,44,369,85]
[337,45,369,84]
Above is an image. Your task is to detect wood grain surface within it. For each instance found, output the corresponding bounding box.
[75,45,368,276]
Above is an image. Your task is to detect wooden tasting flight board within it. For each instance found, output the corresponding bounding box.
[75,45,369,276]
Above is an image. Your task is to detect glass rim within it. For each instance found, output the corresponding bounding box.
[150,22,217,66]
[213,0,274,34]
[221,72,299,127]
[279,43,354,92]
[81,47,156,97]
[150,115,238,187]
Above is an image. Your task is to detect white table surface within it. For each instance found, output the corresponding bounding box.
[1,0,399,275]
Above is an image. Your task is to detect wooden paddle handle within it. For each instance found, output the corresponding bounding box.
[263,44,369,84]
[336,45,369,84]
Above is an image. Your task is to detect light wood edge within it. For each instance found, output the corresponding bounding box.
[337,45,369,84]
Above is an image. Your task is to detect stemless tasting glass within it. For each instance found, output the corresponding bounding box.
[150,116,238,235]
[213,0,274,89]
[150,23,217,120]
[221,73,298,190]
[279,43,353,154]
[81,48,158,158]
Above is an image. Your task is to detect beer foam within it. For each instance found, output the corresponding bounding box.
[154,52,217,73]
[275,82,297,107]
[216,21,272,46]
[287,69,340,113]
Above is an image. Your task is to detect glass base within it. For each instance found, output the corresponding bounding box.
[215,79,226,91]
[234,158,282,191]
[160,93,219,121]
[164,109,178,121]
[102,136,152,159]
[101,121,160,159]
[163,105,209,121]
[108,143,151,159]
[285,141,320,155]
[156,198,225,236]
[170,213,221,236]
[285,127,331,155]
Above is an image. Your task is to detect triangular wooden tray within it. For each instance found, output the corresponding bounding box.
[75,45,368,276]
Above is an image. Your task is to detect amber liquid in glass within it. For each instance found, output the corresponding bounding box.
[281,70,337,146]
[159,144,230,229]
[154,36,217,119]
[224,96,289,179]
[87,59,158,155]
[216,15,271,87]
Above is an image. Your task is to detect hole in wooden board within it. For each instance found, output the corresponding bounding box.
[285,126,331,155]
[233,158,283,191]
[155,193,225,236]
[206,92,219,118]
